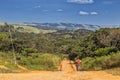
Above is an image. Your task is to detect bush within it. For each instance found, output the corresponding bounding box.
[81,57,95,70]
[19,53,61,70]
[108,53,120,67]
[94,47,118,56]
[81,52,120,70]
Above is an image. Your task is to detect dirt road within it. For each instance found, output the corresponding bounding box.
[0,59,120,80]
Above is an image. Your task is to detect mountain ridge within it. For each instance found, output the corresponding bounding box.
[0,22,120,31]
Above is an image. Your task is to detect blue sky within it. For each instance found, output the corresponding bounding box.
[0,0,120,25]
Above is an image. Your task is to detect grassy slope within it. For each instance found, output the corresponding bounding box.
[0,22,56,34]
[0,52,19,73]
[14,25,56,34]
[0,22,5,25]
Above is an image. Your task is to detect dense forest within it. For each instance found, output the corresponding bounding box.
[0,23,120,71]
[0,23,92,54]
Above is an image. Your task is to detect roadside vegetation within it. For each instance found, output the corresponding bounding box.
[0,52,62,72]
[69,28,120,71]
[105,67,120,76]
[18,53,62,70]
[0,23,120,73]
[81,52,120,70]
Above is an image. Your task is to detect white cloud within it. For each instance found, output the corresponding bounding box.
[79,11,98,15]
[79,11,89,15]
[91,12,98,15]
[67,0,94,4]
[57,9,63,12]
[34,5,41,8]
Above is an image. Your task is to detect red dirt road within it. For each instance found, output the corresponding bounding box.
[1,71,120,80]
[0,59,120,80]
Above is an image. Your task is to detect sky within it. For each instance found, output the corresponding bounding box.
[0,0,120,25]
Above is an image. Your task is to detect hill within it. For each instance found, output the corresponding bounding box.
[69,28,120,58]
[0,22,56,34]
[23,22,101,31]
[22,22,120,31]
[1,21,120,31]
[14,25,56,34]
[69,28,120,70]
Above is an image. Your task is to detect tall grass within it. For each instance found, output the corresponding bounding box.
[0,51,64,71]
[0,52,14,65]
[81,52,120,70]
[105,67,120,76]
[0,52,20,73]
[19,53,62,70]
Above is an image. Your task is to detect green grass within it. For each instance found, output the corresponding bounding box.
[0,52,21,73]
[81,52,120,70]
[14,25,41,33]
[19,53,62,70]
[0,52,16,65]
[0,52,64,72]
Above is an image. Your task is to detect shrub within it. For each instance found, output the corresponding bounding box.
[19,53,61,70]
[81,52,120,70]
[81,57,95,70]
[94,47,118,56]
[108,52,120,67]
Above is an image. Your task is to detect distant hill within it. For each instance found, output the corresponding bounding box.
[0,22,120,31]
[17,22,120,31]
[0,22,56,34]
[14,25,56,34]
[48,29,93,39]
[25,23,101,31]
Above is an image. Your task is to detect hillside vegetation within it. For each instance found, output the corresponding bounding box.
[0,23,91,72]
[69,28,120,70]
[0,23,120,72]
[0,52,62,72]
